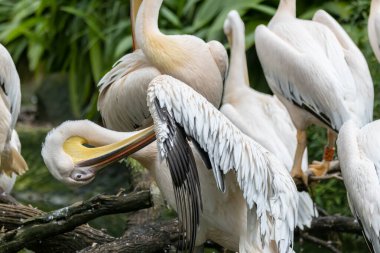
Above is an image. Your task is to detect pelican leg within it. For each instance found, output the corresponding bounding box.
[309,129,337,176]
[290,130,308,185]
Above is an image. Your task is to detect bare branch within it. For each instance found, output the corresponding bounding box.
[79,219,180,253]
[300,232,341,253]
[0,190,152,253]
[307,216,362,235]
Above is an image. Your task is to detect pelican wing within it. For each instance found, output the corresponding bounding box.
[207,40,229,81]
[147,75,298,253]
[0,44,20,130]
[338,121,380,252]
[97,49,160,131]
[255,24,355,131]
[312,10,373,125]
[153,98,202,253]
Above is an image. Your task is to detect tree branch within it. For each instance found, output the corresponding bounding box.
[307,215,362,235]
[79,219,180,253]
[0,190,152,253]
[0,188,362,253]
[300,232,341,253]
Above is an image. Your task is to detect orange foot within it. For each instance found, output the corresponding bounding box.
[308,160,330,177]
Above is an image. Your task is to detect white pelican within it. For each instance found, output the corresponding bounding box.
[97,2,228,249]
[337,120,380,253]
[98,0,228,131]
[132,0,228,109]
[0,44,27,177]
[255,1,374,183]
[42,75,299,253]
[223,10,316,229]
[369,0,380,62]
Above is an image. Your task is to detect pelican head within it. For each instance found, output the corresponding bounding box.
[42,120,155,186]
[223,10,245,44]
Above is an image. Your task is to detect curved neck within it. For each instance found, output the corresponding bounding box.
[224,21,249,98]
[135,0,163,49]
[130,0,143,50]
[277,0,296,17]
[371,0,380,14]
[337,122,360,164]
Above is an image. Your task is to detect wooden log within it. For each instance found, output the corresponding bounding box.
[307,215,362,235]
[79,219,180,253]
[0,190,152,253]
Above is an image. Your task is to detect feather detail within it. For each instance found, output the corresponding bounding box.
[147,75,298,252]
[151,97,202,252]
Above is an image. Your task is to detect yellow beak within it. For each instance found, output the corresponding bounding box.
[63,125,155,173]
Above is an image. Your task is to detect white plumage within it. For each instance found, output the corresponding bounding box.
[222,10,316,230]
[133,0,227,109]
[147,75,298,253]
[0,43,27,177]
[337,120,380,253]
[255,0,373,181]
[369,0,380,62]
[97,49,160,131]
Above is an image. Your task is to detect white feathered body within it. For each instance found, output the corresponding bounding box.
[97,49,161,131]
[0,44,27,176]
[337,120,380,252]
[255,6,373,132]
[223,10,314,229]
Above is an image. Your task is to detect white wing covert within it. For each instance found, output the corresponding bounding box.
[255,24,354,131]
[0,44,21,131]
[97,49,160,131]
[312,10,373,126]
[147,75,298,253]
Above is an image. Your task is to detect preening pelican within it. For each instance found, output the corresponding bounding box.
[97,2,228,249]
[337,120,380,253]
[223,10,316,229]
[42,75,299,253]
[255,1,374,183]
[369,0,380,62]
[0,44,27,177]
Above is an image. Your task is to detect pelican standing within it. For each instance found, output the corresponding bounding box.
[255,0,374,183]
[223,10,315,229]
[337,120,380,253]
[132,0,228,108]
[369,0,380,62]
[0,44,27,178]
[42,75,299,253]
[98,0,228,131]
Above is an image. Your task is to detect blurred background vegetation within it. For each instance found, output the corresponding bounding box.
[0,0,377,252]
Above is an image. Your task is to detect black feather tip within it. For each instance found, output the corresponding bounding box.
[154,98,203,252]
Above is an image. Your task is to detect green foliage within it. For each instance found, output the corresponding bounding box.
[0,0,377,118]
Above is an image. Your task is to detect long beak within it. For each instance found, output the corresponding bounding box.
[130,0,143,50]
[63,126,155,175]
